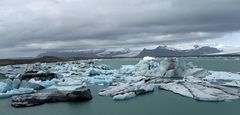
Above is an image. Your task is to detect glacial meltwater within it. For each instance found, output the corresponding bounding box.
[1,57,240,115]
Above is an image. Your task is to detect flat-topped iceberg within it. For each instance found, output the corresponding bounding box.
[159,81,239,101]
[99,80,155,100]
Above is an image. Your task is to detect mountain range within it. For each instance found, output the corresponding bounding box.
[137,45,222,57]
[37,45,224,58]
[37,49,130,58]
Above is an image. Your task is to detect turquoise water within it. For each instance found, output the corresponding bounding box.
[97,57,240,72]
[1,57,240,115]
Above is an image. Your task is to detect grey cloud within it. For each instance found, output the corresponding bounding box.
[0,0,240,58]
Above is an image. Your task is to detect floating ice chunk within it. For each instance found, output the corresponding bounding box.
[99,81,155,100]
[91,75,114,86]
[4,79,12,91]
[93,80,109,86]
[159,81,239,101]
[119,65,135,75]
[47,78,86,91]
[39,80,55,87]
[0,82,7,93]
[99,83,129,96]
[47,85,84,91]
[118,57,195,78]
[222,80,240,88]
[164,70,175,78]
[20,80,44,90]
[184,76,203,83]
[139,84,155,92]
[57,78,83,86]
[159,58,191,78]
[204,71,240,81]
[29,79,55,87]
[86,68,102,76]
[119,58,161,76]
[184,68,208,78]
[0,88,36,98]
[184,83,239,101]
[113,92,136,100]
[12,79,21,89]
[124,76,146,83]
[159,82,194,98]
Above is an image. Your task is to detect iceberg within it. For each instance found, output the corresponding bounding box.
[4,79,13,91]
[99,81,155,100]
[1,56,240,103]
[0,82,7,93]
[113,92,136,100]
[47,85,85,91]
[159,81,240,101]
[20,80,44,90]
[91,75,114,86]
[11,89,92,108]
[0,88,36,98]
[118,57,197,78]
[203,71,240,81]
[159,82,194,98]
[93,80,109,86]
[29,79,55,87]
[99,83,129,96]
[12,79,21,89]
[222,80,240,87]
[85,68,102,76]
[56,78,83,86]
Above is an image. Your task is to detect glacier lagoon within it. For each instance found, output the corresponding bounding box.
[1,57,240,115]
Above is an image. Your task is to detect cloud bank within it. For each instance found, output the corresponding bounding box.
[0,0,240,58]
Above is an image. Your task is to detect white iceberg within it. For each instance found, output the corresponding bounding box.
[203,71,240,81]
[99,80,155,100]
[113,92,136,100]
[159,81,239,101]
[99,83,129,96]
[159,82,193,98]
[29,79,55,87]
[118,57,198,78]
[47,85,85,91]
[0,88,36,98]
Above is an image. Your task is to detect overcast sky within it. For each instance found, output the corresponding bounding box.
[0,0,240,58]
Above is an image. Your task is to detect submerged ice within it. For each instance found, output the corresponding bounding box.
[0,57,240,102]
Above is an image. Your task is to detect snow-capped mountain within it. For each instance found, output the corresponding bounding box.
[137,45,222,57]
[37,45,226,58]
[37,48,131,58]
[96,48,130,57]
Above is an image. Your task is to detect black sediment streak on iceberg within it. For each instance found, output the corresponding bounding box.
[11,89,92,108]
